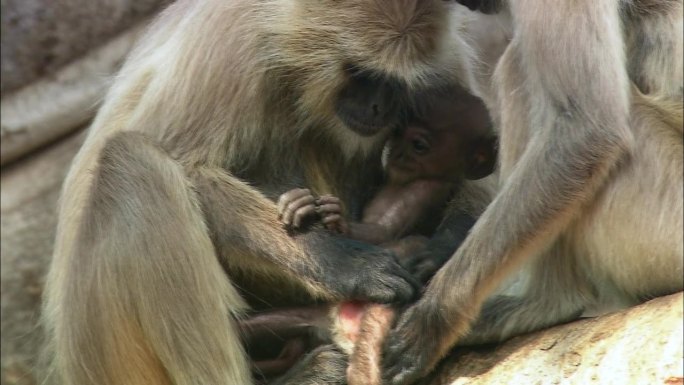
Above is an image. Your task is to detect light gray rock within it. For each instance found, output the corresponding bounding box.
[1,0,171,96]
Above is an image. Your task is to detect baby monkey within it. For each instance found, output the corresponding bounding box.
[274,88,496,385]
[279,90,496,255]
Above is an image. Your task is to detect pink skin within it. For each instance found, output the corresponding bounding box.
[342,302,395,385]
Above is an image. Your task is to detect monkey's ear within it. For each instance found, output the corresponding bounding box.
[464,136,498,180]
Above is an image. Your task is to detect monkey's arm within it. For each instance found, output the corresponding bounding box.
[358,180,454,243]
[402,210,477,284]
[190,168,417,304]
[382,2,633,384]
[319,179,454,245]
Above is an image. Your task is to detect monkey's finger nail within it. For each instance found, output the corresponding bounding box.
[317,195,341,205]
[284,195,316,223]
[317,203,342,214]
[282,209,295,225]
[277,188,311,214]
[322,214,341,224]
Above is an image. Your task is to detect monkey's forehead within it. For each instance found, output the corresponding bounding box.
[279,0,464,88]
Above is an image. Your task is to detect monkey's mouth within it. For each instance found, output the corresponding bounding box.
[336,112,394,137]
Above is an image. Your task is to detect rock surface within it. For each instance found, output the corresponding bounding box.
[431,292,684,385]
[1,0,170,96]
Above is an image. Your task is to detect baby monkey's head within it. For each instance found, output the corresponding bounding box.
[386,87,497,185]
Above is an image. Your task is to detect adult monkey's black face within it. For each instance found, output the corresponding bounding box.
[335,64,405,137]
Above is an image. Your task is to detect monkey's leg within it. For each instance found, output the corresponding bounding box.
[239,306,330,340]
[457,92,683,347]
[239,307,331,380]
[47,131,251,385]
[251,337,308,379]
[190,167,418,305]
[271,345,348,385]
[458,243,588,345]
[382,2,633,384]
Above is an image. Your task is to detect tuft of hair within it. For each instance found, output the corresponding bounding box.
[631,85,684,134]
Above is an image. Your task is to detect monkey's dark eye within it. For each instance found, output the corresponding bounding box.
[411,138,430,155]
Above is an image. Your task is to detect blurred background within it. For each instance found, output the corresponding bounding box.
[1,1,172,383]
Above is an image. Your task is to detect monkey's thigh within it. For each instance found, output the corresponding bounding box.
[569,121,683,300]
[71,131,250,384]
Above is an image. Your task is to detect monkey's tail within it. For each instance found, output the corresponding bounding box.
[41,131,251,385]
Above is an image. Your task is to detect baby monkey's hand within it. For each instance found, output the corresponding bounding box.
[315,195,348,235]
[277,189,347,233]
[278,188,317,228]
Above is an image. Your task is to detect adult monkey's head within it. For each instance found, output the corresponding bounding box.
[271,0,462,149]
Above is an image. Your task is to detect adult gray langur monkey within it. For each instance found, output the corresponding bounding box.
[38,1,485,384]
[382,1,684,384]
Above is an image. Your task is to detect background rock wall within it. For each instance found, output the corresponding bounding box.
[1,0,170,96]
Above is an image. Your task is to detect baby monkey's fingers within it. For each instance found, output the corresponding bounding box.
[322,214,348,235]
[321,214,342,225]
[292,203,318,228]
[279,189,316,227]
[314,195,343,216]
[278,188,312,217]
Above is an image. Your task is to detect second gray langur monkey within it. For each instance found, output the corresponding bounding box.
[382,1,684,384]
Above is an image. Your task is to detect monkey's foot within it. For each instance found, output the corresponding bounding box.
[382,301,463,385]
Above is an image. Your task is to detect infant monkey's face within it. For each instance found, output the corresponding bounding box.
[386,97,475,184]
[386,124,464,184]
[386,92,495,184]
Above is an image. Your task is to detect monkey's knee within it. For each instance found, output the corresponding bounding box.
[91,130,207,227]
[86,131,250,384]
[95,132,180,199]
[272,345,347,385]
